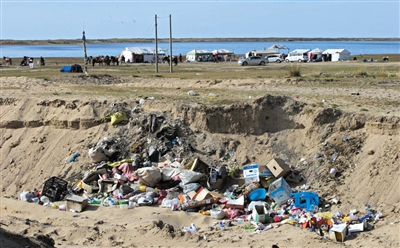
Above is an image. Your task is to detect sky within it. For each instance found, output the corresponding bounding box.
[1,0,399,40]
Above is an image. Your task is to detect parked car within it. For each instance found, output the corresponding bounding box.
[265,54,283,63]
[238,56,268,66]
[285,49,310,63]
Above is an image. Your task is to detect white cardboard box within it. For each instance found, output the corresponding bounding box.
[329,224,348,242]
[243,164,260,183]
[226,195,244,209]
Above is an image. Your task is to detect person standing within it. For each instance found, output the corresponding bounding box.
[179,53,182,62]
[29,57,34,68]
[40,56,45,66]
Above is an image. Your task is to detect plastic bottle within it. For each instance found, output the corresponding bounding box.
[219,221,225,230]
[210,169,218,183]
[90,198,102,204]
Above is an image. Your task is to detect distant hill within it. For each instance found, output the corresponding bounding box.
[2,37,399,45]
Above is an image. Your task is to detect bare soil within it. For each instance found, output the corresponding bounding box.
[0,67,399,247]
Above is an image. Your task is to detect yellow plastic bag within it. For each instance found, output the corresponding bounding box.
[110,112,128,125]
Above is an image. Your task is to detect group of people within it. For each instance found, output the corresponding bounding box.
[19,56,45,68]
[161,54,182,65]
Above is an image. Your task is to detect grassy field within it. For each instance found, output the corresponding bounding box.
[1,54,399,81]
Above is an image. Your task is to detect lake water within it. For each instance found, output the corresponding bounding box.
[1,41,399,58]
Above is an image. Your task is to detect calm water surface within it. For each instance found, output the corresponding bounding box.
[1,41,399,58]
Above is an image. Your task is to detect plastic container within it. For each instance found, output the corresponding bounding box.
[59,204,67,211]
[40,195,50,204]
[291,192,319,212]
[210,207,225,220]
[41,177,68,202]
[248,188,266,201]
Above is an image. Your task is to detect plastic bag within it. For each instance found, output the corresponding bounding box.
[134,167,162,187]
[182,183,201,194]
[88,146,109,163]
[110,112,128,125]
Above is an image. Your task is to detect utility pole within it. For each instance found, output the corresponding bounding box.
[169,14,173,73]
[82,31,88,75]
[155,15,158,73]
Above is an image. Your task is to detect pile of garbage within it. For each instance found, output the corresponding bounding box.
[19,155,383,243]
[17,103,383,243]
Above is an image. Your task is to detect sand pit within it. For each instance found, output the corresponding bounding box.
[0,73,399,247]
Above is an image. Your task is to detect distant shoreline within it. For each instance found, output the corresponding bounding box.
[2,37,399,45]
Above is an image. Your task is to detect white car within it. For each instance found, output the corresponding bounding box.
[265,54,283,63]
[285,49,310,63]
[238,56,268,66]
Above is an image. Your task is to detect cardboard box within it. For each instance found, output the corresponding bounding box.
[268,177,292,205]
[194,187,214,201]
[329,224,348,242]
[208,177,226,191]
[266,158,291,178]
[81,181,93,194]
[252,205,270,223]
[348,221,366,233]
[66,195,88,212]
[226,195,244,209]
[258,165,274,177]
[243,164,260,183]
[98,179,116,193]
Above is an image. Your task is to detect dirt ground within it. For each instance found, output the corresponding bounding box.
[0,65,399,248]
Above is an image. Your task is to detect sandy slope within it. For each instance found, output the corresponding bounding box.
[0,75,399,247]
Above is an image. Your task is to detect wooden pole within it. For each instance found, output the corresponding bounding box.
[82,31,88,75]
[155,15,158,73]
[169,14,173,73]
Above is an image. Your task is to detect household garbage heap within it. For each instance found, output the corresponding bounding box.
[18,102,382,243]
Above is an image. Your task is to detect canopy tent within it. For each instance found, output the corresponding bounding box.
[185,49,212,62]
[212,49,234,55]
[212,49,235,62]
[268,44,290,54]
[322,49,351,61]
[120,47,166,63]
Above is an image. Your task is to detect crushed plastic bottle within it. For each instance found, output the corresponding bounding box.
[182,223,197,233]
[219,221,225,230]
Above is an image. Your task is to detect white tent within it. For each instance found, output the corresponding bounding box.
[323,49,351,61]
[120,47,166,63]
[212,49,235,61]
[268,44,290,54]
[212,49,234,55]
[245,49,279,58]
[185,49,212,62]
[308,48,324,61]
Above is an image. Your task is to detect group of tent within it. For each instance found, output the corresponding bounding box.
[293,48,351,62]
[59,44,351,73]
